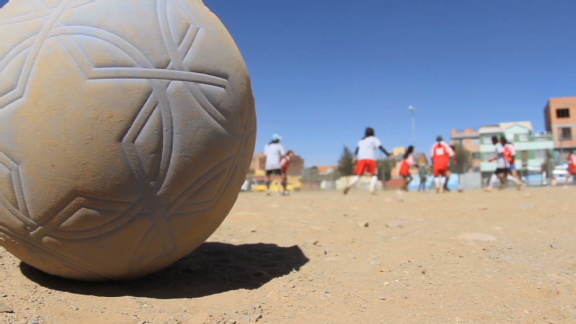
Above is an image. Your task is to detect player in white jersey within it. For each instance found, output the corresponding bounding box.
[264,134,286,195]
[343,127,392,195]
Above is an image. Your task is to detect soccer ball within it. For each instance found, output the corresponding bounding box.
[0,0,256,280]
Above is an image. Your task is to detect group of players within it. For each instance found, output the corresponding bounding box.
[483,135,523,192]
[341,127,574,194]
[263,127,576,196]
[341,128,457,195]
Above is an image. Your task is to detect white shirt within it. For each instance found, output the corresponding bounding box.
[264,142,286,170]
[357,136,383,160]
[495,143,509,168]
[405,154,415,166]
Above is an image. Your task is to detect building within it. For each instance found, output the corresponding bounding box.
[451,128,481,171]
[392,147,406,156]
[479,121,554,178]
[544,97,576,158]
[285,155,304,176]
[416,152,429,166]
[316,165,339,175]
[250,153,266,173]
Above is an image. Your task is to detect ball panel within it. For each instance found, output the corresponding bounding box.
[0,0,256,280]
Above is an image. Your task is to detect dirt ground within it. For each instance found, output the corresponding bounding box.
[1,186,576,324]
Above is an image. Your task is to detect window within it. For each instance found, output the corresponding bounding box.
[559,127,572,140]
[470,138,480,146]
[556,108,570,118]
[517,134,529,142]
[535,150,547,159]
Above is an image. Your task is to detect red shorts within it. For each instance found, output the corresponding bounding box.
[399,161,410,176]
[356,159,378,175]
[434,167,449,177]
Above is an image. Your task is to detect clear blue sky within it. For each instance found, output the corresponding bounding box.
[3,0,576,166]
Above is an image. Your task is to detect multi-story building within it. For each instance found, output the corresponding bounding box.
[479,121,554,178]
[544,97,576,158]
[451,128,481,171]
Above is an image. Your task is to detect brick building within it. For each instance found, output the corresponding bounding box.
[451,128,481,171]
[544,97,576,156]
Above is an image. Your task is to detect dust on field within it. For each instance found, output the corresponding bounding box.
[1,187,576,324]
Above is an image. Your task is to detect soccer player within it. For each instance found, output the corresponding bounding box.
[280,150,295,195]
[399,145,415,191]
[501,137,524,186]
[343,127,392,195]
[264,134,286,195]
[430,136,454,193]
[443,145,457,192]
[484,135,521,192]
[568,150,576,186]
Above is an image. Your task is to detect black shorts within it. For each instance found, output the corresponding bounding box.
[266,169,282,176]
[401,174,412,179]
[495,168,510,175]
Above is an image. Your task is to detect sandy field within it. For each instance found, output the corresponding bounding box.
[1,186,576,324]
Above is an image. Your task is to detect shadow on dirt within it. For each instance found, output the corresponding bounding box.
[20,242,309,299]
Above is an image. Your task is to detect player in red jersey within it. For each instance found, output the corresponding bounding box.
[280,150,295,195]
[568,150,576,186]
[443,144,457,192]
[501,137,524,187]
[399,145,415,191]
[430,136,454,193]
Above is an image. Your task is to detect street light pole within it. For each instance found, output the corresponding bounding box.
[408,106,417,146]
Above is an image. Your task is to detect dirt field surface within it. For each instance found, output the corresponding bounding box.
[2,187,576,324]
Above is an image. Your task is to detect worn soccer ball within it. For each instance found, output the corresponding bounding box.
[0,0,256,280]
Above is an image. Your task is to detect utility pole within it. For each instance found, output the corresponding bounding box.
[408,106,417,147]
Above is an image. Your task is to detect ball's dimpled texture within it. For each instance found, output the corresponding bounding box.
[0,0,256,280]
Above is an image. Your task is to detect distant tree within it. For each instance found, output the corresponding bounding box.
[541,149,555,180]
[450,144,472,174]
[338,146,355,176]
[302,166,320,189]
[378,158,396,182]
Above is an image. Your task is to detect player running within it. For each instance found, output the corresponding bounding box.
[430,136,454,194]
[568,150,576,186]
[343,127,392,195]
[264,134,287,195]
[280,150,295,195]
[501,137,524,186]
[484,135,522,192]
[399,145,416,191]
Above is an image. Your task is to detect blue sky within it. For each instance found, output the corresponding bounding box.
[204,0,576,166]
[2,0,576,166]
